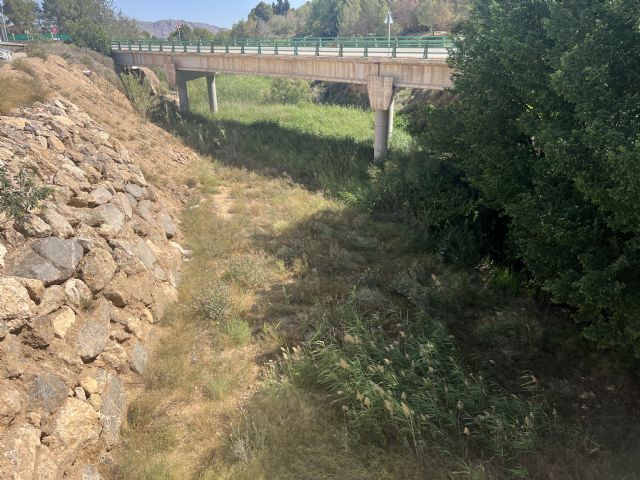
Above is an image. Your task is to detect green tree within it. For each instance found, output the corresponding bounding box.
[426,0,640,356]
[249,1,274,22]
[272,0,291,15]
[3,0,38,31]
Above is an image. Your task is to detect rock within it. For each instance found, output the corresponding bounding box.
[40,208,74,239]
[0,380,22,426]
[48,135,65,152]
[88,394,101,412]
[137,200,156,223]
[26,372,69,414]
[15,277,45,303]
[123,317,144,339]
[113,192,132,219]
[80,377,99,396]
[95,203,125,232]
[142,308,155,324]
[78,249,116,293]
[50,307,76,339]
[16,215,52,238]
[64,278,93,311]
[0,277,36,333]
[136,238,156,270]
[78,464,103,480]
[74,387,87,400]
[102,280,128,308]
[21,316,54,349]
[9,251,66,286]
[32,237,85,278]
[158,212,177,239]
[0,335,25,379]
[98,341,128,372]
[0,242,6,267]
[43,398,101,472]
[151,284,179,320]
[76,320,109,362]
[98,372,126,448]
[124,183,146,200]
[38,285,66,315]
[130,341,148,374]
[0,423,58,480]
[89,186,113,206]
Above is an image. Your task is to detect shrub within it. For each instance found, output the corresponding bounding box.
[0,166,50,219]
[269,78,312,104]
[290,295,541,462]
[0,75,48,115]
[193,284,230,323]
[120,73,156,118]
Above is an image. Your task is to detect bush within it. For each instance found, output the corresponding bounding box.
[193,284,230,323]
[67,18,111,53]
[120,73,156,118]
[0,166,50,219]
[269,78,312,104]
[0,75,48,115]
[289,295,541,462]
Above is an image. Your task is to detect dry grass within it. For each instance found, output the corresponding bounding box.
[0,74,48,115]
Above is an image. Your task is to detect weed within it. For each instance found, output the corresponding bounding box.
[223,254,272,289]
[224,318,252,347]
[0,73,48,115]
[193,284,231,323]
[120,73,156,118]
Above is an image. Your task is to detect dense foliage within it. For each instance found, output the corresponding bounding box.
[0,166,50,219]
[381,0,640,357]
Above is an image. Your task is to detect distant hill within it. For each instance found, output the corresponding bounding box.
[136,20,224,39]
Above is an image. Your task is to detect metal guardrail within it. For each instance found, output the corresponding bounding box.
[110,36,453,59]
[8,33,71,42]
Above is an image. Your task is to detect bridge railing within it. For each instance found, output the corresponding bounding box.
[110,36,453,59]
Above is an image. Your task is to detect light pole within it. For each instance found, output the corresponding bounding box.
[385,11,393,58]
[0,2,9,43]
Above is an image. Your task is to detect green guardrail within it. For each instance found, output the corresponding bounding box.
[110,36,453,58]
[8,33,71,42]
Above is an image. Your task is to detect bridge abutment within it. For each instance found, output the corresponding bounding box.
[368,76,395,162]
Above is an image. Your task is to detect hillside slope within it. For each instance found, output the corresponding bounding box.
[136,19,223,38]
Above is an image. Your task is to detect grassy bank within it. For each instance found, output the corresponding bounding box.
[112,74,640,480]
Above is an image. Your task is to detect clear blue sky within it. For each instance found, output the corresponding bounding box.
[113,1,308,28]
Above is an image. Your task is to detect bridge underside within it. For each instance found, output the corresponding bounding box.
[112,51,452,160]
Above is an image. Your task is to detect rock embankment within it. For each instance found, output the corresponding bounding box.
[0,96,186,479]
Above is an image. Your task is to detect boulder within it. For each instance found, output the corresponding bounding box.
[0,335,26,379]
[158,212,177,239]
[43,398,101,473]
[80,377,99,396]
[0,380,22,426]
[0,277,36,333]
[124,183,145,200]
[76,320,109,362]
[32,237,84,278]
[15,277,45,303]
[21,316,54,349]
[50,307,76,339]
[78,249,116,293]
[8,250,66,286]
[95,203,125,232]
[40,208,74,238]
[113,192,132,219]
[97,341,128,372]
[89,186,113,206]
[26,372,69,414]
[64,278,93,311]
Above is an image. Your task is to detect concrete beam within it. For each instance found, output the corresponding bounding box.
[207,74,218,114]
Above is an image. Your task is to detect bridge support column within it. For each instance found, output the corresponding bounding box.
[207,74,218,114]
[367,76,395,163]
[177,81,189,114]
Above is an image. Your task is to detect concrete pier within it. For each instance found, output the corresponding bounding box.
[177,81,189,114]
[207,74,218,114]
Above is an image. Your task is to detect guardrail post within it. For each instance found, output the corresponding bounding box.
[392,42,397,58]
[241,41,245,54]
[127,40,132,51]
[275,44,279,55]
[423,42,428,59]
[258,41,262,54]
[159,41,163,52]
[294,44,298,56]
[148,40,152,52]
[171,42,175,53]
[225,42,229,53]
[183,42,187,53]
[339,43,343,57]
[315,41,320,56]
[138,41,142,51]
[211,41,214,53]
[117,41,121,50]
[197,41,201,53]
[364,43,368,57]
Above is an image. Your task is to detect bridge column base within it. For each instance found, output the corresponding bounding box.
[374,109,391,161]
[177,81,189,114]
[207,74,218,114]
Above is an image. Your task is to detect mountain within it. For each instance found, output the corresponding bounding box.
[136,19,224,38]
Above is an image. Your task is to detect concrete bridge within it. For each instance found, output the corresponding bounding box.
[111,37,453,159]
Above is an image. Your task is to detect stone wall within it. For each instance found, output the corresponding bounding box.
[0,96,186,479]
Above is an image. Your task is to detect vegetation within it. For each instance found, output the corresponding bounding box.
[0,166,50,219]
[0,72,48,115]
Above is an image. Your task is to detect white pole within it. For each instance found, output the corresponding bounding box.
[0,3,9,43]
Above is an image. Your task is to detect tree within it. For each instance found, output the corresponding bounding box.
[272,0,291,15]
[249,1,273,23]
[3,0,38,32]
[426,0,640,357]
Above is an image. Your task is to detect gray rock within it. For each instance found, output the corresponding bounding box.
[16,215,52,238]
[0,334,25,379]
[98,371,126,448]
[130,341,148,374]
[40,208,74,238]
[95,203,125,232]
[33,237,84,278]
[80,464,103,480]
[78,249,116,293]
[137,199,155,223]
[0,277,35,333]
[76,320,109,362]
[0,242,6,267]
[0,424,58,480]
[9,251,65,286]
[158,212,177,239]
[114,192,132,219]
[125,182,146,200]
[136,238,156,270]
[26,372,68,413]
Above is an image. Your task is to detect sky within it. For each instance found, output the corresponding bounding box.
[112,0,308,29]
